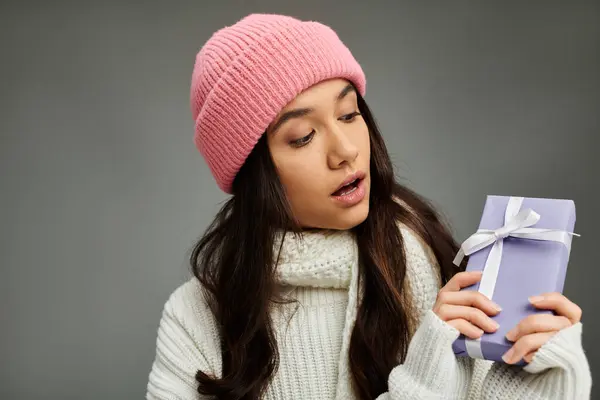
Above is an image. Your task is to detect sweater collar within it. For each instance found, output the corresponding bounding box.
[274,229,358,289]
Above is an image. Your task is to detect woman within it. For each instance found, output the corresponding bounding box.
[147,13,591,400]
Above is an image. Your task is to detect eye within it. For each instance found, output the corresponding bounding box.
[339,111,361,122]
[290,130,315,148]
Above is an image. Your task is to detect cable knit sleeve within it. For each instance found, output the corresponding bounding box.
[479,321,591,399]
[378,311,592,400]
[146,279,221,400]
[376,310,474,400]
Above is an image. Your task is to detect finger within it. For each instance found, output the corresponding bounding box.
[436,304,500,333]
[505,314,571,342]
[523,351,536,363]
[502,331,555,364]
[441,271,483,292]
[447,318,484,339]
[529,292,582,324]
[437,290,502,316]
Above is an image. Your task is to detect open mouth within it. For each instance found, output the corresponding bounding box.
[331,177,362,197]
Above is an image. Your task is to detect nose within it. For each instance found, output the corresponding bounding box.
[326,124,359,170]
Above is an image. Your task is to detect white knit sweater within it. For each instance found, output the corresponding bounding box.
[146,226,591,399]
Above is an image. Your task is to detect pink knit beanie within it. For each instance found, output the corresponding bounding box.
[190,13,367,193]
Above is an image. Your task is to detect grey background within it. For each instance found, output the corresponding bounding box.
[1,1,598,399]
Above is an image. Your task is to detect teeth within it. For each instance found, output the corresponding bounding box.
[340,185,357,196]
[333,178,360,196]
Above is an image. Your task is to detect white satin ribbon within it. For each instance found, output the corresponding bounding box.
[453,196,579,359]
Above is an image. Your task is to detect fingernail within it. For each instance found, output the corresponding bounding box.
[506,329,516,341]
[492,302,502,312]
[529,296,544,303]
[502,348,514,364]
[491,320,500,330]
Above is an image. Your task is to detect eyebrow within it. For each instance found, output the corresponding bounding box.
[269,83,356,134]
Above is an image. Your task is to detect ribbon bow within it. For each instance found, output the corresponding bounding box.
[452,196,579,360]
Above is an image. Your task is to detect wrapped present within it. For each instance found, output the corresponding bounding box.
[451,195,578,365]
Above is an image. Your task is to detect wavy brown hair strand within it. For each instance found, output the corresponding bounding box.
[349,94,467,399]
[191,134,298,399]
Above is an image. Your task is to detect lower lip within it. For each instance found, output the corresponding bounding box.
[331,178,366,207]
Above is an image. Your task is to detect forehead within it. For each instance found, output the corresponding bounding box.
[282,78,354,110]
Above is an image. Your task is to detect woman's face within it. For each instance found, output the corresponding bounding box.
[267,78,371,230]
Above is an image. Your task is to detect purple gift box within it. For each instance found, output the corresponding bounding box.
[452,195,577,365]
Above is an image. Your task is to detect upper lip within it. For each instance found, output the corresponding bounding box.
[332,171,366,194]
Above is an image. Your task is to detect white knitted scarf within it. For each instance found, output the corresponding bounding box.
[274,229,362,399]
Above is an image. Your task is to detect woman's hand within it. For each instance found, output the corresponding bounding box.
[433,271,502,339]
[502,292,582,364]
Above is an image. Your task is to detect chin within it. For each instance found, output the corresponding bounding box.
[329,201,370,230]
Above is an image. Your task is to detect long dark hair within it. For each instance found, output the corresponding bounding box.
[191,89,467,399]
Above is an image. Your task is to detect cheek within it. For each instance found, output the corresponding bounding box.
[269,149,328,225]
[276,154,324,200]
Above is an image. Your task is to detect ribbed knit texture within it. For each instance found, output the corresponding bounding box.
[147,226,591,399]
[190,14,367,193]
